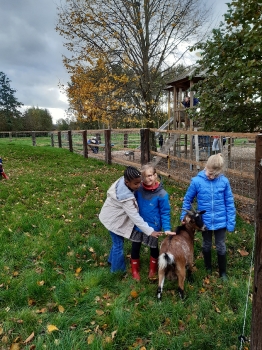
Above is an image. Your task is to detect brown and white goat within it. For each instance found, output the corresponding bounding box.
[157,209,206,300]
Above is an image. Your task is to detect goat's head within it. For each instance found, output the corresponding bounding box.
[183,208,207,232]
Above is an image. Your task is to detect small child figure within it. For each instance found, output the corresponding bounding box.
[0,158,8,179]
[180,153,235,280]
[130,164,175,280]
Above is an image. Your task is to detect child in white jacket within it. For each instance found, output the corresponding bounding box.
[99,166,161,273]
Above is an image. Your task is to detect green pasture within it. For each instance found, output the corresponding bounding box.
[0,141,253,349]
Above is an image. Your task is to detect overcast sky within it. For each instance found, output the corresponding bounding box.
[0,0,230,123]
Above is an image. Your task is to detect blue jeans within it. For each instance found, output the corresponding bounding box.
[108,231,126,273]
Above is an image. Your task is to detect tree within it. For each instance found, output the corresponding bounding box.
[63,55,132,128]
[56,0,210,127]
[22,107,53,131]
[192,0,262,132]
[0,72,23,131]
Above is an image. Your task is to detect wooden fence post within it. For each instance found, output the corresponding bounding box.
[140,128,150,165]
[124,133,128,148]
[32,132,36,146]
[104,129,112,165]
[58,131,62,148]
[50,133,54,147]
[68,130,73,152]
[251,134,262,349]
[82,130,88,158]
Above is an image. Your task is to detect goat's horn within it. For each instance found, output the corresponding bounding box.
[183,209,193,215]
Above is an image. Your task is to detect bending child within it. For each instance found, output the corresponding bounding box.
[99,166,161,274]
[180,153,236,280]
[130,164,175,281]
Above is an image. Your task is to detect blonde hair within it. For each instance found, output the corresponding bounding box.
[140,164,156,179]
[205,153,224,176]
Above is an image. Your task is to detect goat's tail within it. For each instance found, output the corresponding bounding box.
[158,252,175,270]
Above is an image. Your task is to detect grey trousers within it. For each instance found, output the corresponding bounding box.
[202,228,226,255]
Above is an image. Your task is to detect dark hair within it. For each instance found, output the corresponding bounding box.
[124,166,141,181]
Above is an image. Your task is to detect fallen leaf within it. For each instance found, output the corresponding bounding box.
[47,325,59,333]
[27,299,36,306]
[10,344,20,350]
[238,249,249,257]
[24,332,34,344]
[2,335,9,343]
[203,277,210,284]
[58,305,65,313]
[163,318,170,326]
[179,320,185,331]
[133,338,144,347]
[215,307,221,313]
[37,281,45,286]
[96,309,104,316]
[111,330,117,339]
[36,308,47,314]
[130,290,138,298]
[87,334,95,344]
[75,267,82,274]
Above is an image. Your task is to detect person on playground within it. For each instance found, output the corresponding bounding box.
[182,95,199,108]
[180,153,236,280]
[130,164,175,281]
[99,166,162,274]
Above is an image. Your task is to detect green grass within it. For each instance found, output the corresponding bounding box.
[0,142,253,349]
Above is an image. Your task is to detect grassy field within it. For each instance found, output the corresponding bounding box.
[0,142,253,349]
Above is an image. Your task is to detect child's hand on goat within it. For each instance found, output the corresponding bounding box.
[165,231,176,236]
[150,231,162,238]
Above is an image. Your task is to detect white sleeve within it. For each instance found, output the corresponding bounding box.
[122,199,154,236]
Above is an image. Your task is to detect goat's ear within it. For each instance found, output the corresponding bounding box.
[199,210,206,215]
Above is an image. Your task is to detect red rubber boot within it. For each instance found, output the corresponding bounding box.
[130,259,140,281]
[148,256,158,279]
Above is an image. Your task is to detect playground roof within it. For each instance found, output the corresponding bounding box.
[164,66,206,91]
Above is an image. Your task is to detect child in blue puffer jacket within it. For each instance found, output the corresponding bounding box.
[130,164,175,281]
[181,153,236,280]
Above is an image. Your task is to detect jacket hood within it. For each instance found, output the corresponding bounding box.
[198,169,222,182]
[108,176,135,202]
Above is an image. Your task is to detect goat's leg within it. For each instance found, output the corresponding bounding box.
[187,263,194,283]
[177,267,186,299]
[157,269,165,300]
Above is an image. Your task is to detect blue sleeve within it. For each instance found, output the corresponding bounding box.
[180,180,197,221]
[193,98,199,106]
[159,193,171,231]
[224,180,236,231]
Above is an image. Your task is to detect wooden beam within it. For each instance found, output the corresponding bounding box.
[251,134,262,349]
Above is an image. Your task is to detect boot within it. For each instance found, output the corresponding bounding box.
[217,253,227,281]
[2,172,8,179]
[130,259,140,281]
[148,256,158,279]
[202,250,212,274]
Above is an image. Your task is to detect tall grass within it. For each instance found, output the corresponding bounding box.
[0,142,253,349]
